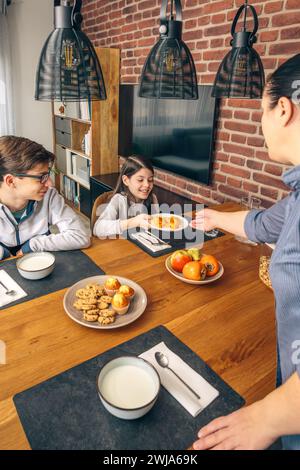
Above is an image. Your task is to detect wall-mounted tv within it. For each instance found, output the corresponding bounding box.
[119,84,218,185]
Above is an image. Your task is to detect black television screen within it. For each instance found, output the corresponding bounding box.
[118,85,218,185]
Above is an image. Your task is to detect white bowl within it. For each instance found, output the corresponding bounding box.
[16,252,55,280]
[165,255,224,285]
[97,356,160,420]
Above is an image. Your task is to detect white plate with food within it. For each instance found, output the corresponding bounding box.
[149,213,188,232]
[63,275,147,329]
[165,256,224,285]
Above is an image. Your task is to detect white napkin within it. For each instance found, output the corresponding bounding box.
[131,232,171,253]
[140,342,219,417]
[0,270,27,307]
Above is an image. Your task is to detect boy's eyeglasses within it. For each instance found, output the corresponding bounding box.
[13,171,51,184]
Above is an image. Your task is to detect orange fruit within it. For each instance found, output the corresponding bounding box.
[200,254,219,277]
[182,261,207,281]
[170,250,192,273]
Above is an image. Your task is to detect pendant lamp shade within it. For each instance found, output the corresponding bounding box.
[212,2,265,99]
[35,0,106,102]
[139,0,198,100]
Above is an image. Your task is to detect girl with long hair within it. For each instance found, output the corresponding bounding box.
[93,155,158,238]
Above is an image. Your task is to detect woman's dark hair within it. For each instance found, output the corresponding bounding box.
[266,53,300,110]
[114,155,155,207]
[0,135,55,182]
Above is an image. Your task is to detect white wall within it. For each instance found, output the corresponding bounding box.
[8,0,53,150]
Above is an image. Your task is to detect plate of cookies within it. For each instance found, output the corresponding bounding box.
[63,275,147,329]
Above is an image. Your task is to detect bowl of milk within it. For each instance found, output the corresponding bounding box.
[16,252,55,280]
[97,356,161,420]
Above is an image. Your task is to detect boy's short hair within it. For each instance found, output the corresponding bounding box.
[0,136,55,182]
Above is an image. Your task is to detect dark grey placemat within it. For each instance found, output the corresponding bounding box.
[0,250,105,309]
[127,223,225,258]
[13,325,245,450]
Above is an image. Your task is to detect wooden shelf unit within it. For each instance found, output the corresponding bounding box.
[52,47,120,217]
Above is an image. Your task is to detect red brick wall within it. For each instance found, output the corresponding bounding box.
[82,0,300,208]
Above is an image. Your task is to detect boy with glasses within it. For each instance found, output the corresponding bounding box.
[0,135,90,258]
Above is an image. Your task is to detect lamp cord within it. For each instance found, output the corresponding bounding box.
[243,0,248,31]
[170,0,174,20]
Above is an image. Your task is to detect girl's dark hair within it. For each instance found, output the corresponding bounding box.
[114,155,155,207]
[0,135,55,182]
[266,53,300,110]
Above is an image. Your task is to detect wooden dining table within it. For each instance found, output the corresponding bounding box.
[0,203,276,450]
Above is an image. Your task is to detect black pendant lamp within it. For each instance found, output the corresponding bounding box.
[139,0,198,100]
[35,0,106,101]
[212,1,265,99]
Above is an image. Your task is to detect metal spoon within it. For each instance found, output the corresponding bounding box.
[155,352,201,400]
[0,280,16,296]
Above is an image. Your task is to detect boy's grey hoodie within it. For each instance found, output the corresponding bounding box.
[0,187,91,260]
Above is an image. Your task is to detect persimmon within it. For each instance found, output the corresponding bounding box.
[182,261,207,281]
[200,254,219,277]
[171,250,192,272]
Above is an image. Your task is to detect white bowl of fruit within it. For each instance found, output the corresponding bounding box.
[165,248,224,285]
